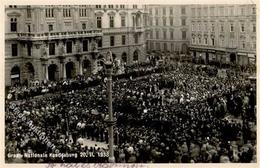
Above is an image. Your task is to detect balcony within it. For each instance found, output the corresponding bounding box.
[132,26,145,33]
[16,30,103,41]
[102,27,130,34]
[102,27,145,34]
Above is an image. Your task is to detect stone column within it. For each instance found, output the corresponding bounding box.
[79,59,83,75]
[43,64,48,81]
[63,62,66,79]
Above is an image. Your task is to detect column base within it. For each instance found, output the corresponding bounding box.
[108,156,115,163]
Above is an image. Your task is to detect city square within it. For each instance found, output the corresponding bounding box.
[5,4,256,163]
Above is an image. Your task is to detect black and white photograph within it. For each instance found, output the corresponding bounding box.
[3,1,257,165]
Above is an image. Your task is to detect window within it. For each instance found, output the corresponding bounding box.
[110,36,115,46]
[121,16,126,27]
[11,44,18,56]
[96,5,101,8]
[163,30,167,39]
[150,17,153,26]
[155,8,159,15]
[181,7,186,14]
[253,24,256,32]
[211,38,215,46]
[82,23,86,30]
[182,31,186,40]
[163,8,166,15]
[198,23,201,31]
[241,23,244,32]
[122,35,126,45]
[204,38,208,45]
[192,37,195,44]
[27,6,31,18]
[97,17,102,28]
[253,42,256,49]
[204,7,208,16]
[63,8,71,17]
[242,42,245,49]
[230,7,234,16]
[230,23,234,32]
[220,7,224,16]
[66,41,72,53]
[156,30,159,39]
[181,19,186,26]
[241,7,244,15]
[156,42,160,50]
[27,43,32,56]
[83,40,88,51]
[48,24,53,31]
[220,24,224,32]
[170,30,174,39]
[97,39,102,48]
[170,7,173,15]
[120,5,125,9]
[149,9,153,15]
[150,42,154,50]
[49,43,55,55]
[220,38,224,47]
[134,34,138,44]
[171,43,174,51]
[150,30,153,39]
[192,24,194,31]
[170,18,173,26]
[198,38,201,44]
[204,23,208,31]
[10,18,17,32]
[163,18,166,26]
[198,8,201,17]
[27,25,31,32]
[133,5,137,9]
[108,5,113,9]
[79,8,87,17]
[211,24,214,32]
[210,7,214,16]
[46,8,54,18]
[109,16,114,28]
[133,51,138,61]
[252,7,256,14]
[164,43,167,51]
[191,8,195,16]
[155,18,159,26]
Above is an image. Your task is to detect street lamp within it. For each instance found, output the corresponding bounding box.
[104,51,116,163]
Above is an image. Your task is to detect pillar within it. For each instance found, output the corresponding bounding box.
[45,64,49,81]
[78,58,83,75]
[63,63,66,79]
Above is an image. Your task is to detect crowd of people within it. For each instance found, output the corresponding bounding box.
[5,61,256,163]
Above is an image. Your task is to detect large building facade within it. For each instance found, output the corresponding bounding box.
[189,4,256,65]
[5,4,256,86]
[5,5,147,86]
[146,5,190,55]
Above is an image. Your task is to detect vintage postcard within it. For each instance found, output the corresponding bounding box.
[1,0,258,168]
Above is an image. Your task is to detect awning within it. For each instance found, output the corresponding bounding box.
[237,52,247,56]
[11,74,19,78]
[189,47,215,53]
[248,54,256,58]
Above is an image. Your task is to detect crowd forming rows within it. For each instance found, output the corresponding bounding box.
[5,62,256,163]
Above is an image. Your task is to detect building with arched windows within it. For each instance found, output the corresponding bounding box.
[5,5,148,86]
